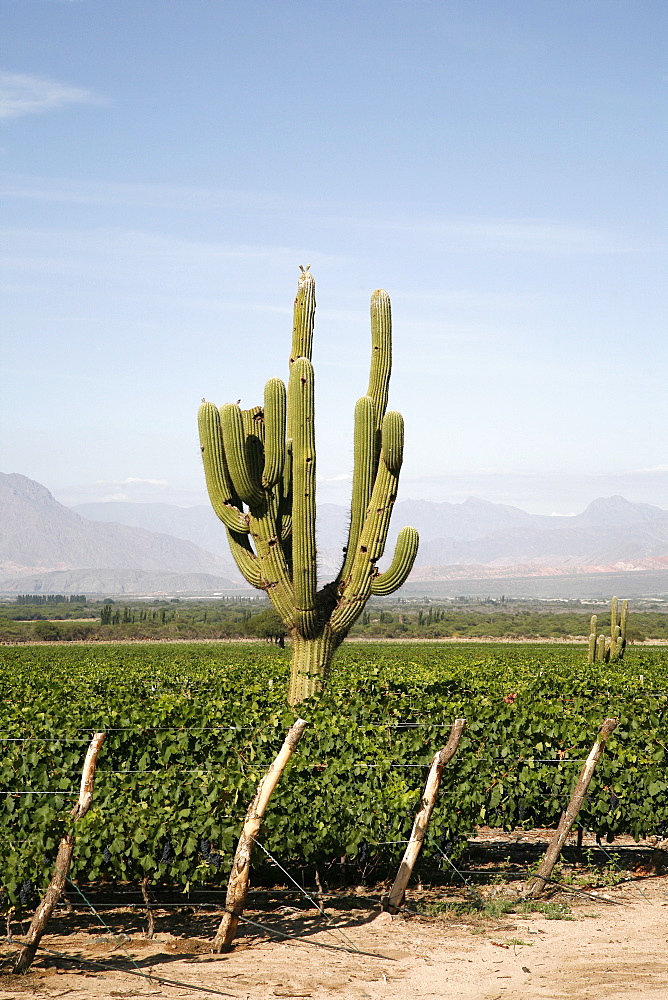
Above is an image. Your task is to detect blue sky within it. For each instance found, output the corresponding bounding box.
[2,0,666,515]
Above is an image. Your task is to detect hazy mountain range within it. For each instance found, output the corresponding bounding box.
[0,473,238,594]
[1,471,668,596]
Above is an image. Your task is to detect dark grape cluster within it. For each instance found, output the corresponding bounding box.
[439,833,466,857]
[19,880,32,906]
[160,840,173,863]
[103,846,112,863]
[440,837,456,857]
[200,838,221,870]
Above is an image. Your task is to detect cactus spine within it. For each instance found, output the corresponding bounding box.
[198,268,419,704]
[586,597,629,664]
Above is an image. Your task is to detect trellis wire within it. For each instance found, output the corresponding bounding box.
[250,836,362,954]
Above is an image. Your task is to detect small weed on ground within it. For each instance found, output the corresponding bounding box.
[517,900,573,920]
[415,894,572,923]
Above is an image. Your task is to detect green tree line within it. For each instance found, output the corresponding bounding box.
[2,595,668,643]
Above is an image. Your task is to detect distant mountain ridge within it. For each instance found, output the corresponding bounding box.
[0,473,238,594]
[3,471,668,595]
[74,490,668,584]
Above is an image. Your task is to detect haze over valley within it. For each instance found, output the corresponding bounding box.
[3,471,668,599]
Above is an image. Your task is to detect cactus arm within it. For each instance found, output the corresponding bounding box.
[329,459,399,634]
[609,597,619,661]
[243,401,296,625]
[197,402,249,534]
[290,265,316,366]
[242,404,265,442]
[587,614,598,664]
[289,357,317,636]
[285,266,314,588]
[242,404,265,491]
[278,443,293,571]
[330,411,404,635]
[381,407,404,473]
[620,600,629,641]
[248,513,296,628]
[367,290,392,437]
[371,526,419,596]
[340,395,376,581]
[279,441,293,540]
[226,529,262,588]
[262,378,286,488]
[220,403,265,508]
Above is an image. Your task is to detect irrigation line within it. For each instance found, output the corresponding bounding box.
[63,871,144,974]
[22,895,384,911]
[572,819,652,902]
[0,738,91,743]
[0,791,80,796]
[371,836,483,903]
[533,874,627,905]
[220,906,387,959]
[250,837,362,954]
[427,836,485,903]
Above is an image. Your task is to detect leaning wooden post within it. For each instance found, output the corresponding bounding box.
[526,718,618,898]
[14,732,106,973]
[381,718,466,915]
[213,718,308,952]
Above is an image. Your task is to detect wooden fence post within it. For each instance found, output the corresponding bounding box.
[526,718,618,898]
[213,718,308,952]
[14,732,106,973]
[382,718,466,914]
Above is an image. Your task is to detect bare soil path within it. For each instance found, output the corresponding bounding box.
[2,874,666,1000]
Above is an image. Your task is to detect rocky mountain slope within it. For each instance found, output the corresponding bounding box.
[74,491,668,583]
[0,473,238,593]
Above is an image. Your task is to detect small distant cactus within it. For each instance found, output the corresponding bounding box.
[587,597,629,664]
[198,268,418,704]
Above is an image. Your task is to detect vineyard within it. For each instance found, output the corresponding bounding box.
[2,640,667,918]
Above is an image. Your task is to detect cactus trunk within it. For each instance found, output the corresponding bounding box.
[288,629,341,705]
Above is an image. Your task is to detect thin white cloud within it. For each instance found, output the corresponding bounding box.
[346,215,639,255]
[100,492,129,502]
[0,72,101,120]
[0,175,643,256]
[93,477,169,487]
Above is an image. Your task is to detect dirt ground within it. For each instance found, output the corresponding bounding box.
[2,830,667,1000]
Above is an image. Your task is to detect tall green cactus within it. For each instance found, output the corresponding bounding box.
[198,268,419,704]
[587,597,629,664]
